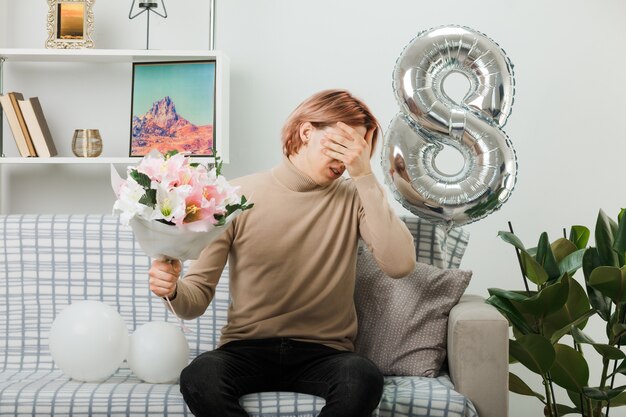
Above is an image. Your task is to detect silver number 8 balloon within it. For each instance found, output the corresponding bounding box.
[383,25,517,228]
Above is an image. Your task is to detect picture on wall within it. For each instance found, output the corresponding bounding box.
[58,3,85,40]
[130,60,217,157]
[46,0,95,49]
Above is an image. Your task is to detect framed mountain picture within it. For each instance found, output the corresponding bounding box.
[130,60,217,157]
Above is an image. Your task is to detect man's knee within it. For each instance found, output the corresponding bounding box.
[335,355,384,411]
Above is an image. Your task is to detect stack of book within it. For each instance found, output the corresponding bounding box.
[0,92,58,157]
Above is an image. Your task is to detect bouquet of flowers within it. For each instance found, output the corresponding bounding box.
[111,150,253,261]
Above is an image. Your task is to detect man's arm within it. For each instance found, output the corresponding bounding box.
[355,173,416,278]
[163,222,234,320]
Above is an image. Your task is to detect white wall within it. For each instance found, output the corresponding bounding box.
[2,0,626,415]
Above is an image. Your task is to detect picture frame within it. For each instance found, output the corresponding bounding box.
[46,0,95,49]
[130,60,217,157]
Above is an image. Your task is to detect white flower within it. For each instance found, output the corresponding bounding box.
[113,176,152,225]
[151,183,189,224]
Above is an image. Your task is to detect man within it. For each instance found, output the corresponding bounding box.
[148,89,416,417]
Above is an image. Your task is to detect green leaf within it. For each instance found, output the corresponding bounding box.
[589,266,626,304]
[508,372,545,401]
[520,251,549,286]
[549,309,596,345]
[592,344,626,360]
[552,238,578,263]
[571,327,626,359]
[497,231,527,252]
[485,295,535,335]
[583,248,612,321]
[615,211,626,266]
[596,209,619,267]
[583,385,626,401]
[567,389,597,414]
[571,327,596,344]
[487,288,529,303]
[520,275,570,318]
[550,344,589,392]
[542,276,591,340]
[509,334,555,375]
[559,249,586,277]
[612,323,626,344]
[608,391,626,406]
[164,150,179,158]
[129,169,151,189]
[536,232,561,280]
[553,403,581,416]
[570,225,590,250]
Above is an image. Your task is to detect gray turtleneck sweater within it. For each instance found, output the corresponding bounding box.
[167,157,416,351]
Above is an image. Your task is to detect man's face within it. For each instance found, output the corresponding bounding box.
[303,124,367,186]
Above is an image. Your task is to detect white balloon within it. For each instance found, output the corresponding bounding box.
[49,300,129,382]
[127,322,190,384]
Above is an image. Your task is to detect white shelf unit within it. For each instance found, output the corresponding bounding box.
[0,48,229,214]
[0,48,230,163]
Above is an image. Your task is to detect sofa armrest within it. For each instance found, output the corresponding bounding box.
[447,294,509,417]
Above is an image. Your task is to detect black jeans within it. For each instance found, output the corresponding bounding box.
[179,338,384,417]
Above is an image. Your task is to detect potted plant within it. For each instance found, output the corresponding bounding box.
[487,209,626,416]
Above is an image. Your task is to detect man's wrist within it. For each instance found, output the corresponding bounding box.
[163,285,178,301]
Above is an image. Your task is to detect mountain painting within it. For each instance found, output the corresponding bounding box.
[130,61,216,157]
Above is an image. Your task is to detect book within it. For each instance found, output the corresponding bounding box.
[17,97,58,158]
[8,92,38,156]
[0,93,36,157]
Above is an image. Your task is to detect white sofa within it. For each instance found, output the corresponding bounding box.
[0,214,508,417]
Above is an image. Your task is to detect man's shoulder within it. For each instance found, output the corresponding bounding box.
[231,170,272,186]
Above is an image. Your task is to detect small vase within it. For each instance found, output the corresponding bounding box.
[72,129,102,157]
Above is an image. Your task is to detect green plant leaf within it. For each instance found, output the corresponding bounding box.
[549,309,596,345]
[537,232,561,281]
[520,275,570,318]
[129,169,151,189]
[520,251,549,286]
[487,288,529,303]
[609,358,626,378]
[592,344,626,360]
[550,344,589,392]
[498,231,526,252]
[567,389,598,415]
[559,249,586,277]
[542,276,591,340]
[553,403,581,416]
[509,334,555,375]
[608,391,626,406]
[508,372,545,401]
[571,327,596,344]
[570,225,590,250]
[612,323,626,344]
[583,248,612,321]
[571,327,626,359]
[615,211,626,266]
[596,209,619,267]
[583,385,626,401]
[589,266,626,304]
[552,238,578,263]
[485,295,535,335]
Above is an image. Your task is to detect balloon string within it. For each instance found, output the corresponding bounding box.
[164,295,191,334]
[158,255,191,334]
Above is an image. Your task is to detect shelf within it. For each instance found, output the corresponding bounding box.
[0,48,224,63]
[0,156,215,165]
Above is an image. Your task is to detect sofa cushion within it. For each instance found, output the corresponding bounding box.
[0,368,477,417]
[354,247,472,377]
